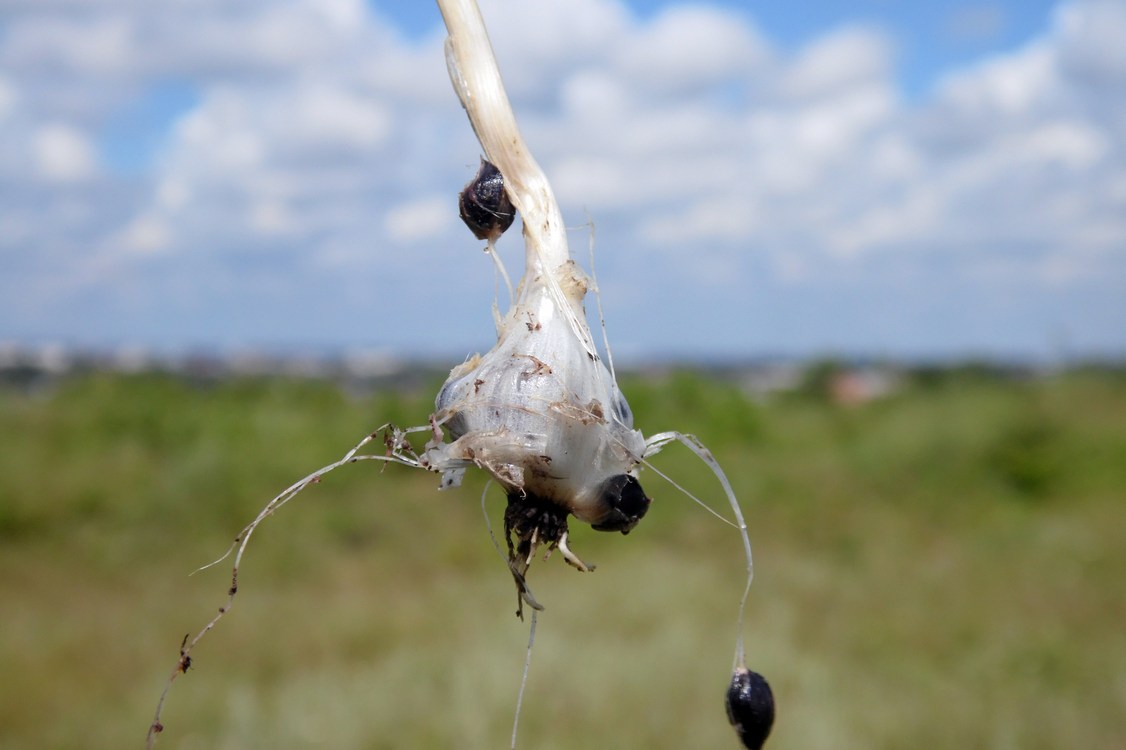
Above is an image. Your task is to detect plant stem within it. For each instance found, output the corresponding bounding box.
[438,0,570,277]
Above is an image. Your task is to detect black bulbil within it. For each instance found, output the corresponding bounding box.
[590,474,650,534]
[459,158,516,243]
[726,667,775,749]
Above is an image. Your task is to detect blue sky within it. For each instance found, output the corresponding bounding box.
[1,0,1124,361]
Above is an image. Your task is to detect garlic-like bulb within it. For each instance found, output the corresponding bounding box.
[428,251,648,533]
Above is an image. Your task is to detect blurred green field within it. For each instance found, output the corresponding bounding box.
[1,367,1124,749]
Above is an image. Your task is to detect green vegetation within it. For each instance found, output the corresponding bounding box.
[1,368,1124,748]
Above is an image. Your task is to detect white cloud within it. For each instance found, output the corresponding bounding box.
[476,0,630,97]
[32,122,97,182]
[175,92,267,172]
[641,195,762,246]
[1018,121,1108,168]
[789,83,896,157]
[827,190,941,258]
[0,0,1123,357]
[0,75,16,120]
[935,42,1057,116]
[1056,0,1126,79]
[2,14,134,75]
[613,4,770,94]
[783,26,894,99]
[284,86,392,151]
[384,196,454,245]
[115,214,172,255]
[249,199,298,236]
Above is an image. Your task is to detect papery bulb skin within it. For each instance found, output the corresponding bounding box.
[429,259,646,528]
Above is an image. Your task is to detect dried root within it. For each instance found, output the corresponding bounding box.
[146,425,426,749]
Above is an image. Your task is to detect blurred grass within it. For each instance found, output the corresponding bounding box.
[1,368,1124,748]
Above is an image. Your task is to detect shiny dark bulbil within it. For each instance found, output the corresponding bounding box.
[726,667,775,749]
[590,474,650,534]
[459,159,515,242]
